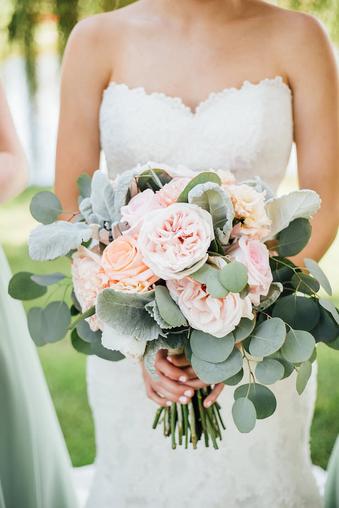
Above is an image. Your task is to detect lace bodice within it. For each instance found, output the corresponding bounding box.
[86,75,322,508]
[100,76,293,192]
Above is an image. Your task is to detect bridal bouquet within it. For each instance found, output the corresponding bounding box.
[9,162,339,448]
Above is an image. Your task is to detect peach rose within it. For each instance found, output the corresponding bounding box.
[99,235,158,293]
[138,203,214,280]
[167,277,253,338]
[226,184,271,239]
[156,177,191,207]
[120,189,163,236]
[229,236,273,306]
[72,246,102,331]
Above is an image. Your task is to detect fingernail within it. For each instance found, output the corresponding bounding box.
[204,400,212,408]
[167,356,173,363]
[184,390,194,397]
[179,376,187,382]
[179,396,188,404]
[166,401,172,407]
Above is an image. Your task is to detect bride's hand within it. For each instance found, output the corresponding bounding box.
[168,354,225,408]
[142,350,196,407]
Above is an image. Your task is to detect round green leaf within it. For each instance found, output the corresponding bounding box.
[255,358,285,385]
[233,318,256,342]
[44,301,71,342]
[190,263,228,298]
[277,218,311,257]
[31,272,66,287]
[311,306,338,344]
[224,368,244,386]
[177,171,222,203]
[137,167,172,192]
[30,191,63,224]
[218,261,248,293]
[76,319,102,343]
[272,295,320,331]
[270,256,295,284]
[304,258,332,296]
[27,307,46,346]
[296,361,312,395]
[232,397,257,433]
[155,286,187,327]
[192,348,242,384]
[281,329,315,363]
[77,173,92,198]
[249,318,286,357]
[234,383,277,419]
[8,272,47,300]
[290,273,320,296]
[71,329,124,361]
[319,299,339,325]
[327,336,339,351]
[190,330,234,363]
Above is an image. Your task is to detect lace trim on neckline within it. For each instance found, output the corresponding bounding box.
[104,75,291,115]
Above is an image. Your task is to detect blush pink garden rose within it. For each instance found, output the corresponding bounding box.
[138,203,214,280]
[226,184,271,240]
[155,177,191,207]
[229,236,273,306]
[99,235,158,293]
[167,277,253,338]
[120,188,163,236]
[72,246,102,331]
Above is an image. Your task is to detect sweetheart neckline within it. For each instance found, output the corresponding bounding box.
[103,75,292,116]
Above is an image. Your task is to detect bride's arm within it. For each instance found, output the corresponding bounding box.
[284,14,339,264]
[0,83,27,203]
[54,17,112,214]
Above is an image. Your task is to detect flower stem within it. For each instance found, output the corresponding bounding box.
[188,402,197,449]
[152,407,164,429]
[197,390,209,447]
[68,306,95,330]
[171,403,177,450]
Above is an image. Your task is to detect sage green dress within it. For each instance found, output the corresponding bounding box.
[0,247,77,508]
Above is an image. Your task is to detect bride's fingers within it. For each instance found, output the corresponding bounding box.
[146,384,168,407]
[203,383,224,408]
[167,353,190,367]
[155,372,194,402]
[155,351,195,382]
[184,378,208,389]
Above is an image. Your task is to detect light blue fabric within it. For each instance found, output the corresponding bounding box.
[325,437,339,508]
[0,247,77,508]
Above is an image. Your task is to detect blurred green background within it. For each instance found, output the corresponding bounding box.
[0,0,338,470]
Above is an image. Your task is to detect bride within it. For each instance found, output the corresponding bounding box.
[55,0,339,506]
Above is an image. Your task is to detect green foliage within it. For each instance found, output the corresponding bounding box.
[232,397,257,433]
[154,285,187,328]
[276,217,312,257]
[190,262,228,298]
[255,358,285,385]
[191,348,242,384]
[234,383,277,420]
[248,317,286,357]
[30,191,63,224]
[218,261,248,293]
[190,330,234,363]
[177,172,221,203]
[8,271,47,300]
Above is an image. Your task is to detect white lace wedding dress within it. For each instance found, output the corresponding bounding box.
[85,76,322,508]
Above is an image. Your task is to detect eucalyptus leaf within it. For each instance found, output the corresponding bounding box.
[30,191,62,224]
[190,263,228,298]
[296,361,312,395]
[291,273,320,296]
[145,299,174,329]
[31,273,66,287]
[27,308,46,346]
[224,368,244,386]
[232,397,257,433]
[319,299,339,325]
[43,301,71,342]
[137,167,172,192]
[190,330,234,363]
[155,286,188,327]
[219,261,248,293]
[277,218,312,257]
[71,329,124,361]
[76,319,102,343]
[270,256,296,284]
[28,221,93,261]
[233,318,256,342]
[77,173,92,199]
[311,307,339,344]
[304,258,332,296]
[113,168,139,221]
[281,329,315,363]
[188,182,234,245]
[177,171,222,203]
[255,283,283,311]
[191,348,242,384]
[249,318,286,357]
[8,272,47,300]
[265,190,321,238]
[234,383,277,419]
[255,358,284,385]
[272,295,320,331]
[96,288,161,341]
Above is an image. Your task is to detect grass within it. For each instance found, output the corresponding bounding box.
[1,186,339,469]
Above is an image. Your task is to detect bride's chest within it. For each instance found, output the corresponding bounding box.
[99,78,293,191]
